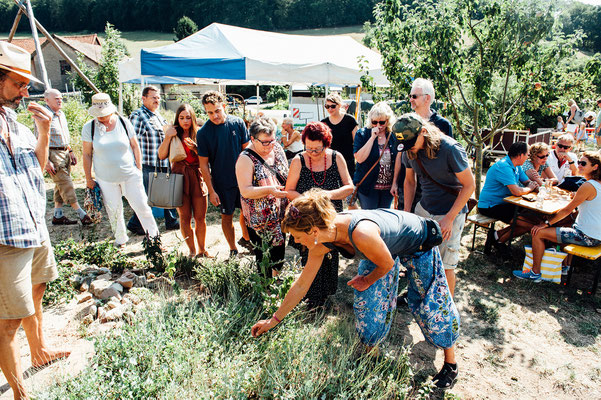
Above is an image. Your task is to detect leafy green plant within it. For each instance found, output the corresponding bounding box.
[54,238,137,273]
[43,262,78,307]
[194,257,254,298]
[173,15,198,42]
[142,234,167,272]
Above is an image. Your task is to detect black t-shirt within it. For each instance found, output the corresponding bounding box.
[429,110,453,138]
[321,114,358,176]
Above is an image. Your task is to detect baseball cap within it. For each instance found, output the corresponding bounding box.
[392,114,422,152]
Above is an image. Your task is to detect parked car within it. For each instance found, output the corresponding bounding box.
[245,96,263,105]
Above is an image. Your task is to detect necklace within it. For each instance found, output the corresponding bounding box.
[308,152,327,186]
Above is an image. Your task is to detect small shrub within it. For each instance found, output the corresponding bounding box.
[194,258,254,298]
[54,238,136,273]
[43,262,78,307]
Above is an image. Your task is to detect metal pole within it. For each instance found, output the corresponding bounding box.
[7,9,23,42]
[119,82,123,114]
[25,0,50,89]
[12,0,100,93]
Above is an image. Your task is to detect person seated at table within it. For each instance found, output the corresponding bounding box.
[478,142,540,257]
[522,142,558,187]
[549,134,582,192]
[514,151,601,281]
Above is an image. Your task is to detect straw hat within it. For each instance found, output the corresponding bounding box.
[88,93,117,118]
[0,41,42,84]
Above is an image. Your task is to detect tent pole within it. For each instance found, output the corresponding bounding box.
[25,0,50,89]
[7,9,23,42]
[256,83,260,117]
[355,85,362,126]
[119,82,123,114]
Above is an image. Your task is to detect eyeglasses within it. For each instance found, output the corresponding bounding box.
[5,74,30,91]
[324,104,338,109]
[371,120,387,126]
[254,138,276,146]
[409,94,425,99]
[557,143,571,150]
[578,160,588,166]
[305,146,324,154]
[537,153,549,159]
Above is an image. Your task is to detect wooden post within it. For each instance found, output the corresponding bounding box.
[7,9,23,42]
[12,0,100,93]
[25,0,50,89]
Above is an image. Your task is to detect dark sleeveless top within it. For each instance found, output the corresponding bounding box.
[324,209,429,260]
[296,150,344,212]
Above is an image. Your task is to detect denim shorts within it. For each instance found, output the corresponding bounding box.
[557,226,601,247]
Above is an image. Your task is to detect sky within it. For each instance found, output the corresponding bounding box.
[578,0,601,4]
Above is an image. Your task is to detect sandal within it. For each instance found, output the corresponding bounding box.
[433,362,458,389]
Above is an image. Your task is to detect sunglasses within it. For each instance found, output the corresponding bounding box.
[371,120,387,126]
[305,146,324,154]
[578,160,588,166]
[324,104,338,109]
[254,138,276,146]
[409,94,425,99]
[537,153,549,159]
[557,144,571,150]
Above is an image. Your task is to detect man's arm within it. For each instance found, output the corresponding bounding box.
[391,153,403,197]
[439,168,475,241]
[29,103,52,169]
[199,155,220,206]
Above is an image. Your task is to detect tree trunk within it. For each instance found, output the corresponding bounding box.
[474,141,483,199]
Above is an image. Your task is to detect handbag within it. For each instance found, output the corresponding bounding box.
[522,245,566,284]
[147,163,184,208]
[405,248,460,349]
[416,158,477,214]
[169,135,187,163]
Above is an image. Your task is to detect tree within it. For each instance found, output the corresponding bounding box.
[370,0,578,197]
[173,16,198,42]
[266,85,288,105]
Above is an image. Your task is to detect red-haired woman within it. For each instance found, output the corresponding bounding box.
[158,104,209,257]
[285,121,354,307]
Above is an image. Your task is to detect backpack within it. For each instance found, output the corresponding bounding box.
[573,109,585,124]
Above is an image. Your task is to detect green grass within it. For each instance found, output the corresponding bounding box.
[37,290,418,399]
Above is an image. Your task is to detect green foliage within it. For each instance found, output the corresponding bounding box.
[168,85,207,119]
[173,16,198,42]
[559,3,601,53]
[266,85,288,105]
[36,295,416,399]
[371,0,578,196]
[61,96,90,152]
[142,234,167,272]
[194,258,254,298]
[43,262,78,307]
[54,238,137,273]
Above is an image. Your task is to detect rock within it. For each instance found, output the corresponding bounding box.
[96,273,112,281]
[69,275,83,289]
[117,272,136,289]
[78,293,93,304]
[89,279,112,298]
[110,282,124,293]
[98,267,110,274]
[98,287,122,301]
[82,315,94,325]
[86,304,97,318]
[79,281,89,292]
[106,300,120,310]
[123,293,141,305]
[97,306,106,321]
[148,276,173,291]
[80,264,100,274]
[101,307,124,322]
[146,272,156,279]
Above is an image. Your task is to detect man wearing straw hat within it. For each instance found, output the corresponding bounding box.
[0,42,70,399]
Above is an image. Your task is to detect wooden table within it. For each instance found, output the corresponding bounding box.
[503,193,571,244]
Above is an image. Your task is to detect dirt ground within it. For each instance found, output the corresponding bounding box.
[1,177,600,400]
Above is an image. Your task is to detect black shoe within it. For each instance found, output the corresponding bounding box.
[433,362,458,389]
[166,223,180,231]
[229,249,239,258]
[484,229,496,254]
[52,215,78,225]
[237,237,253,251]
[397,291,409,308]
[127,225,145,235]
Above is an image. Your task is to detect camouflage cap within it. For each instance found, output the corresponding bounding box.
[392,114,422,152]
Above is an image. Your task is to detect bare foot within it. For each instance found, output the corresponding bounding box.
[31,348,71,368]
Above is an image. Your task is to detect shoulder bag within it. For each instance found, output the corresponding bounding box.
[242,148,287,185]
[169,135,187,163]
[415,158,477,214]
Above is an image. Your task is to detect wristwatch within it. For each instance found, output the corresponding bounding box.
[545,220,552,227]
[568,161,575,165]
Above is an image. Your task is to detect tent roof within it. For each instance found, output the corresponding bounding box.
[139,23,388,86]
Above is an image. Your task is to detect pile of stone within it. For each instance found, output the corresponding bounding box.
[71,263,172,325]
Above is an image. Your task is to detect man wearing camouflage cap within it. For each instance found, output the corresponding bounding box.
[393,112,475,389]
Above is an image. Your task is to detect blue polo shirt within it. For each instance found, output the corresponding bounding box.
[196,115,249,192]
[478,156,529,209]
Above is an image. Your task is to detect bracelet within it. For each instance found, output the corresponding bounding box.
[272,313,281,323]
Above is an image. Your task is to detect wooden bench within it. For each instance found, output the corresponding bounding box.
[564,244,601,295]
[466,213,498,251]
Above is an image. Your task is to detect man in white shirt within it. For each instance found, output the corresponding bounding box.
[549,134,581,191]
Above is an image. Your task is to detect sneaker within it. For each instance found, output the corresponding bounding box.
[52,215,78,225]
[562,265,571,276]
[397,291,409,308]
[512,270,542,282]
[127,226,146,235]
[80,215,94,225]
[433,363,458,389]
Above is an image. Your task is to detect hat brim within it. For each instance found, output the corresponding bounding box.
[0,65,43,85]
[88,104,117,118]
